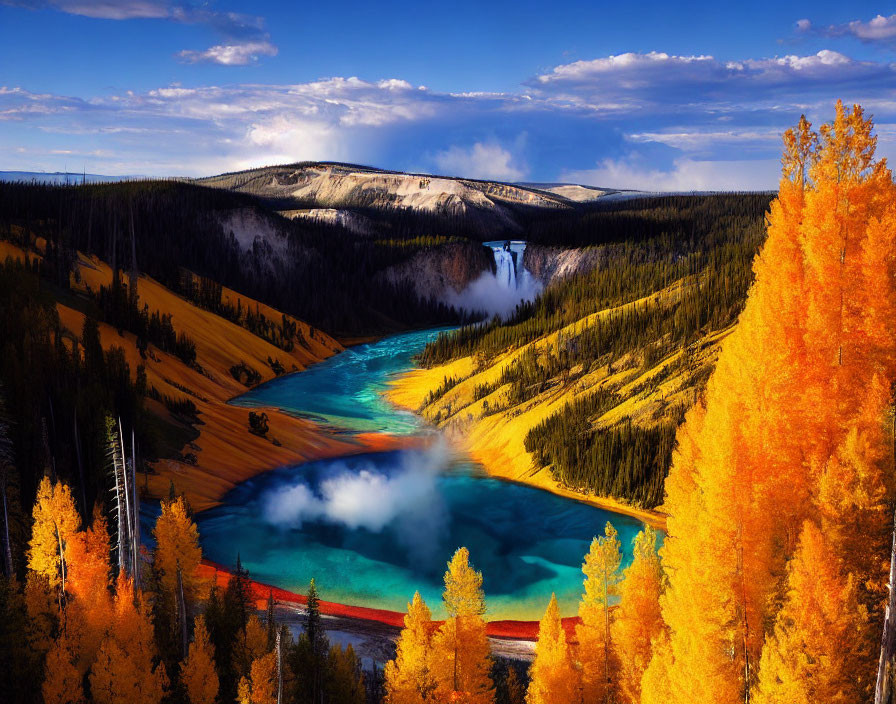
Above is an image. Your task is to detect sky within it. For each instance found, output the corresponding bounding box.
[2,1,896,189]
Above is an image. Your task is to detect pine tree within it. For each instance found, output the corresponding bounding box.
[181,615,219,704]
[430,548,494,704]
[526,594,577,704]
[385,591,436,704]
[576,522,621,704]
[611,527,663,703]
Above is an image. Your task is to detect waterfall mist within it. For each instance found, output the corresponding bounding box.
[448,241,542,319]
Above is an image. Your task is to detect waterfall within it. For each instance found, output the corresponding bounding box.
[448,240,541,318]
[492,247,517,289]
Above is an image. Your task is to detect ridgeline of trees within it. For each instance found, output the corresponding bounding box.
[418,193,772,508]
[0,180,470,338]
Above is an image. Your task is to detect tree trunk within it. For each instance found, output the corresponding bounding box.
[875,512,896,704]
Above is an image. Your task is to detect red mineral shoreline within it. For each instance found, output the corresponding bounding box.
[199,560,582,642]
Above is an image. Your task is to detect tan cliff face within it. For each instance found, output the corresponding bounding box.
[378,240,496,301]
[523,243,614,285]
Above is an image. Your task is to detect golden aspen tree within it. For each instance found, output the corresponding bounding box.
[611,527,663,704]
[650,103,896,704]
[152,496,202,602]
[42,634,84,704]
[753,521,868,704]
[430,548,494,704]
[576,522,621,704]
[237,676,252,704]
[24,570,57,658]
[28,477,80,592]
[526,594,577,704]
[181,615,219,704]
[639,632,673,704]
[249,651,279,704]
[66,506,113,672]
[384,591,437,704]
[90,575,168,704]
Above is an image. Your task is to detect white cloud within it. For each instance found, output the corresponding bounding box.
[563,156,779,192]
[628,127,784,151]
[433,142,527,181]
[823,13,896,42]
[178,40,278,66]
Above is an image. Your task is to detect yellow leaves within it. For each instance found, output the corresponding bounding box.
[576,521,622,703]
[429,549,494,704]
[385,592,437,704]
[248,651,279,704]
[443,548,486,619]
[580,522,622,613]
[181,616,219,704]
[611,527,663,704]
[28,477,80,590]
[526,594,577,704]
[152,496,203,602]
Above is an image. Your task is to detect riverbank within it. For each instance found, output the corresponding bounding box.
[198,559,580,659]
[386,367,667,530]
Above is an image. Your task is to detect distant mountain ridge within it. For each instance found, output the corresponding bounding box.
[0,170,138,184]
[194,162,612,236]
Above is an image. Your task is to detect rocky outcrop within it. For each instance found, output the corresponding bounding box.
[523,244,614,284]
[197,163,577,236]
[379,240,495,300]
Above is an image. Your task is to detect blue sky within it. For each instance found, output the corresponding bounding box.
[2,1,896,189]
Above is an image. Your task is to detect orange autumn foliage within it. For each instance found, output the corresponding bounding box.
[754,520,869,704]
[89,575,168,704]
[42,634,84,704]
[653,102,896,704]
[181,615,219,704]
[65,506,114,673]
[430,549,494,704]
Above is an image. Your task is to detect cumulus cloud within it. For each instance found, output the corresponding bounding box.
[4,46,896,186]
[178,40,278,66]
[433,142,527,181]
[814,13,896,43]
[563,155,779,192]
[529,50,896,112]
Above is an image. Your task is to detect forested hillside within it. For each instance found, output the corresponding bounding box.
[393,193,772,509]
[0,181,469,337]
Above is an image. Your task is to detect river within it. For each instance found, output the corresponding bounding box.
[196,328,649,621]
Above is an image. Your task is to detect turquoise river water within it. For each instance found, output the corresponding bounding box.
[196,328,649,620]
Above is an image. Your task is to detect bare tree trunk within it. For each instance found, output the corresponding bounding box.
[118,419,131,576]
[131,428,140,589]
[1,472,12,577]
[876,507,896,704]
[73,410,87,517]
[276,629,283,704]
[177,566,189,659]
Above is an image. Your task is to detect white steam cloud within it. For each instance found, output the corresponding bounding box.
[262,444,451,561]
